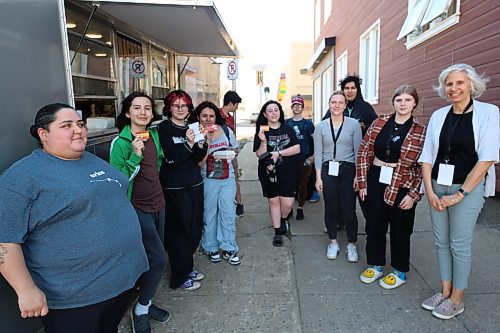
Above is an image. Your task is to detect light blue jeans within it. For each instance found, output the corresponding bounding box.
[202,178,238,253]
[430,179,485,289]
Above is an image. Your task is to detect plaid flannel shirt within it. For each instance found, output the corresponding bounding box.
[356,115,426,206]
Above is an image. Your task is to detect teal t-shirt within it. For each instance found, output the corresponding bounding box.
[0,149,148,309]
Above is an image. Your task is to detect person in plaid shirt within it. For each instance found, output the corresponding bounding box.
[356,85,426,290]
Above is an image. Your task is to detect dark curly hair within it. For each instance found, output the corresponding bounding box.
[116,92,155,131]
[192,101,226,125]
[254,100,285,135]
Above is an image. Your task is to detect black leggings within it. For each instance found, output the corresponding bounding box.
[164,184,204,288]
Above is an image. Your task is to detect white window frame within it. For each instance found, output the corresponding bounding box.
[321,66,334,117]
[399,0,461,49]
[359,19,380,104]
[315,0,321,40]
[336,50,348,84]
[323,0,332,24]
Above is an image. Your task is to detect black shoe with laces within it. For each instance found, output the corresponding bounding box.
[149,304,171,323]
[296,208,304,220]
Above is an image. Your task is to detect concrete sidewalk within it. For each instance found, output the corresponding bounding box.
[119,141,500,333]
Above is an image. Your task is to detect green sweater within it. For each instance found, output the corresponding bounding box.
[109,125,164,198]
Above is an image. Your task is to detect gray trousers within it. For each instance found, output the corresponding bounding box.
[430,179,485,290]
[135,208,167,305]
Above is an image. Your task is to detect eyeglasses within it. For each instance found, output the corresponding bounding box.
[292,104,303,108]
[171,104,189,111]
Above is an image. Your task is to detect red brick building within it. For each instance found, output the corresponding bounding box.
[309,0,500,191]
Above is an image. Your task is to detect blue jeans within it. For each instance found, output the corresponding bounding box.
[430,179,485,289]
[202,178,238,253]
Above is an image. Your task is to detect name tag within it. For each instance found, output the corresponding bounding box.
[379,166,394,184]
[328,161,340,176]
[437,163,455,186]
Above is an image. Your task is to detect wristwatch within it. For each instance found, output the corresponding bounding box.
[458,187,469,196]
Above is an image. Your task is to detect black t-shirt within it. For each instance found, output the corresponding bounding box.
[157,118,207,189]
[285,118,315,160]
[432,111,477,183]
[253,124,299,181]
[374,116,413,163]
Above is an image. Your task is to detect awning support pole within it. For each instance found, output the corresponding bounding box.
[176,56,190,89]
[70,3,100,65]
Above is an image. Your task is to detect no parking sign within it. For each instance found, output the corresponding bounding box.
[130,59,146,78]
[227,59,238,80]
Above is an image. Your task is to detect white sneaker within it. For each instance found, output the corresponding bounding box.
[326,243,340,259]
[346,243,359,263]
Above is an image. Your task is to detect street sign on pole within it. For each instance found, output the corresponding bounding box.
[227,59,238,80]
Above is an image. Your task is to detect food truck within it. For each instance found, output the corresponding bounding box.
[0,0,238,330]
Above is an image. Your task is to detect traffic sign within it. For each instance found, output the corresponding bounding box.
[227,59,238,80]
[130,59,146,78]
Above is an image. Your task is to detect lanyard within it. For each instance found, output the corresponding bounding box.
[385,116,410,161]
[444,99,473,163]
[329,116,344,160]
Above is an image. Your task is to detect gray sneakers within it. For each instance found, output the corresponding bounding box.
[421,292,446,311]
[431,298,464,319]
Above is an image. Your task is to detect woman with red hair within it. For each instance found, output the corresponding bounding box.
[158,90,207,291]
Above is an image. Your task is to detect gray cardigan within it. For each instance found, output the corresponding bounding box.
[313,117,362,167]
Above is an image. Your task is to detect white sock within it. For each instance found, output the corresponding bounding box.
[134,300,151,316]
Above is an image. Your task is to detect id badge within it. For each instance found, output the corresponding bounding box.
[328,161,340,176]
[437,163,455,186]
[379,166,394,184]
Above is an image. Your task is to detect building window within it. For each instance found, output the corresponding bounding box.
[65,5,117,125]
[116,33,148,97]
[313,77,322,122]
[336,50,348,84]
[398,0,460,49]
[321,66,334,115]
[359,20,380,104]
[323,0,332,24]
[315,0,321,40]
[151,47,173,101]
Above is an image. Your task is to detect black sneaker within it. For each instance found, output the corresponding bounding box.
[296,208,304,220]
[149,304,171,323]
[236,203,244,218]
[131,309,151,333]
[272,234,283,247]
[222,250,241,265]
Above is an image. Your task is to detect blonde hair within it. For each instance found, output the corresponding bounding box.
[329,90,346,102]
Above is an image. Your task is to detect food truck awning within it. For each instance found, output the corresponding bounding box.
[80,0,239,57]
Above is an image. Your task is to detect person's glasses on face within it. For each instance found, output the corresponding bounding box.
[292,104,303,109]
[171,104,189,111]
